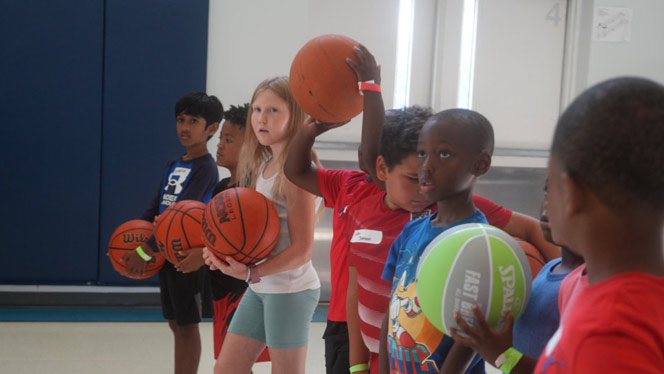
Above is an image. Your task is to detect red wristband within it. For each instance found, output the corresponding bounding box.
[358,81,381,93]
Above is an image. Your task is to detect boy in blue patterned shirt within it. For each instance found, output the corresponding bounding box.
[379,109,495,374]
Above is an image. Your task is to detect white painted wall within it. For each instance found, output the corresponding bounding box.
[470,0,567,150]
[206,0,401,177]
[563,0,664,106]
[206,0,663,170]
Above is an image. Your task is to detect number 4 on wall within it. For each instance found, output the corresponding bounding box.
[546,2,563,27]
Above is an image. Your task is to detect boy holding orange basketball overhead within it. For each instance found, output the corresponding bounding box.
[284,44,385,374]
[123,91,221,374]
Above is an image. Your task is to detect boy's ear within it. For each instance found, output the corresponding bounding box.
[561,172,585,218]
[206,121,220,136]
[375,155,389,182]
[472,151,491,176]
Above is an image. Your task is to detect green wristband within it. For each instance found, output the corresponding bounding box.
[497,347,523,373]
[136,246,152,262]
[349,363,369,373]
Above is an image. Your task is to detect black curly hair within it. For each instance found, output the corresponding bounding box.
[224,103,250,128]
[552,76,664,212]
[379,106,434,170]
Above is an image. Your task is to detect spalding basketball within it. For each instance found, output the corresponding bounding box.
[290,34,363,123]
[515,238,546,279]
[202,187,280,264]
[416,223,532,336]
[154,200,206,264]
[108,219,165,279]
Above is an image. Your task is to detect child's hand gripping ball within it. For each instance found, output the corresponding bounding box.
[290,34,364,123]
[154,200,206,264]
[202,187,280,265]
[109,219,165,279]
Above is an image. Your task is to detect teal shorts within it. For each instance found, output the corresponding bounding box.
[228,287,320,349]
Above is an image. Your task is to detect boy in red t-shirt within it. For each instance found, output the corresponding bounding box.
[284,44,385,374]
[534,77,664,373]
[286,48,559,374]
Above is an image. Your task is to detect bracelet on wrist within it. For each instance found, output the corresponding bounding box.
[349,363,369,373]
[358,80,381,94]
[495,347,523,373]
[135,246,152,262]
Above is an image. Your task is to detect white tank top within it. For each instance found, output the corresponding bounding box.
[250,166,320,293]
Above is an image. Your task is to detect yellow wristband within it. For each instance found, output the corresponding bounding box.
[136,246,152,262]
[349,363,369,373]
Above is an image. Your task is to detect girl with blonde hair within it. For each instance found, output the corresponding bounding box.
[204,76,322,374]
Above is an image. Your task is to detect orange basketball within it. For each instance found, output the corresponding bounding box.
[516,238,547,278]
[154,200,206,264]
[108,219,165,279]
[290,34,363,123]
[202,187,280,264]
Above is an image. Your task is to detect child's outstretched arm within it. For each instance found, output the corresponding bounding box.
[347,44,384,185]
[448,304,537,374]
[284,117,346,197]
[347,265,371,374]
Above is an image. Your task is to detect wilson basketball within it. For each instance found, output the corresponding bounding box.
[515,238,546,278]
[108,219,165,279]
[202,187,280,264]
[154,200,206,264]
[289,34,363,122]
[416,223,532,336]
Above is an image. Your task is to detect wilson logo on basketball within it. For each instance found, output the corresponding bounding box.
[108,219,165,279]
[170,238,183,252]
[201,217,217,246]
[122,233,148,244]
[153,200,206,264]
[215,195,237,224]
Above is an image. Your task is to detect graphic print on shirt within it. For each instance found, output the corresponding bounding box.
[538,325,565,373]
[388,270,444,373]
[161,166,192,208]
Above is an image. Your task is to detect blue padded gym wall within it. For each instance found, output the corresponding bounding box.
[0,1,104,282]
[98,0,210,285]
[0,0,209,285]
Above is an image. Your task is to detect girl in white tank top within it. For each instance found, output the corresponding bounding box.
[203,76,323,374]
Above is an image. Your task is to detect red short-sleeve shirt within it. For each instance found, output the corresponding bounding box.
[317,168,381,321]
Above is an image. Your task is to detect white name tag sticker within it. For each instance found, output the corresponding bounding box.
[351,229,383,244]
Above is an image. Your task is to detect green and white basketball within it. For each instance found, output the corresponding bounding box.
[416,223,531,336]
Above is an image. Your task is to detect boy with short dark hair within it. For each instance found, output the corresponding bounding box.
[535,77,664,373]
[124,91,222,374]
[378,109,496,374]
[346,107,524,374]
